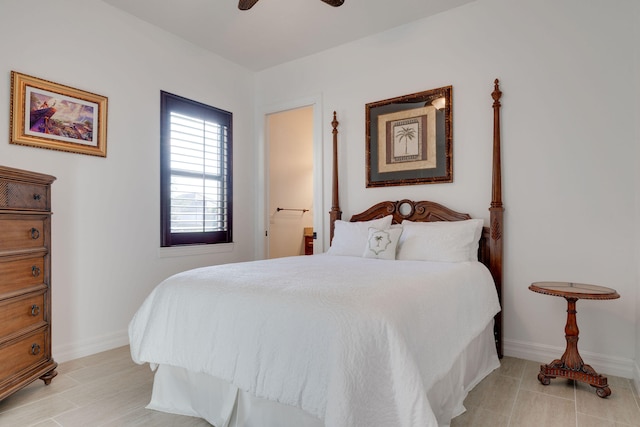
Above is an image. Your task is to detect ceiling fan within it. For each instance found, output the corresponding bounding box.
[239,0,344,10]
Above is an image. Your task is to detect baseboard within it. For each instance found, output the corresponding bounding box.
[503,338,636,379]
[633,360,640,395]
[52,329,129,364]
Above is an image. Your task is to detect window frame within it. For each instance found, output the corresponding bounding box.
[160,91,233,247]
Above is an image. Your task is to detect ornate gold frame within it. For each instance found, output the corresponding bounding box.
[10,71,107,157]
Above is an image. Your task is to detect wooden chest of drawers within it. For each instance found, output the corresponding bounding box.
[0,165,57,401]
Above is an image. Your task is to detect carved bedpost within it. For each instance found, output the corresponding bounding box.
[329,111,342,243]
[490,79,504,358]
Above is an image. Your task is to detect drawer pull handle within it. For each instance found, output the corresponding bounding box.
[31,343,41,356]
[30,228,40,240]
[33,194,42,201]
[31,304,41,316]
[32,265,41,277]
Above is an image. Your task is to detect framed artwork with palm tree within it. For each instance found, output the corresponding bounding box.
[365,86,452,187]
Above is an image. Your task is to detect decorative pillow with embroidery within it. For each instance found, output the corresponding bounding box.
[363,227,403,260]
[397,219,484,262]
[326,215,393,257]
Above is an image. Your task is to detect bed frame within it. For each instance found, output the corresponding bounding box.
[329,80,504,357]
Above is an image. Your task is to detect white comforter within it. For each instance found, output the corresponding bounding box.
[129,255,500,427]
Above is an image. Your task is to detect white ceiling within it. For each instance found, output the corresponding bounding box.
[102,0,475,71]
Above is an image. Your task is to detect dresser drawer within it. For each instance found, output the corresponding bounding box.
[0,256,45,296]
[0,179,49,211]
[0,292,45,340]
[0,330,47,383]
[0,217,47,252]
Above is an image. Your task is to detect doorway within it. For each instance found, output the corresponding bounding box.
[267,106,314,259]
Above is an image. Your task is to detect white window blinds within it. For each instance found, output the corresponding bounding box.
[169,112,229,233]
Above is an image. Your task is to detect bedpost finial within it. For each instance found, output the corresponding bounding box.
[332,111,338,133]
[492,79,502,104]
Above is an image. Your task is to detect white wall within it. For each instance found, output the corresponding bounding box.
[634,1,640,392]
[0,0,256,361]
[256,0,639,378]
[268,107,314,258]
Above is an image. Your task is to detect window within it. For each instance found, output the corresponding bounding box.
[160,91,232,247]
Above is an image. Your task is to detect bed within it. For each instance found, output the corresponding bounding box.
[129,80,505,427]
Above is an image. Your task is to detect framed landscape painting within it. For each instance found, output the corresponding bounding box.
[10,71,107,157]
[366,86,452,187]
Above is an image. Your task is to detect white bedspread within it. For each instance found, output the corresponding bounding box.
[129,255,500,427]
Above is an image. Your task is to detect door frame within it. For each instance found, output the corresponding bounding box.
[255,95,324,260]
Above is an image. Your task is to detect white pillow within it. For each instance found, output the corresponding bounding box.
[363,227,403,260]
[327,215,393,257]
[397,219,484,262]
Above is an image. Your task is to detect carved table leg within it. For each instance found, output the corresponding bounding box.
[536,297,611,397]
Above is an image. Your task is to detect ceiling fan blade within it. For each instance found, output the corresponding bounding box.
[320,0,345,6]
[238,0,260,10]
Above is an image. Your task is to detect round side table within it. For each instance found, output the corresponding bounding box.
[529,281,620,398]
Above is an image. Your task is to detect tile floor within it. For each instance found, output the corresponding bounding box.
[451,357,640,427]
[0,346,638,426]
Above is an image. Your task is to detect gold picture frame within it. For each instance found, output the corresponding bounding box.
[10,71,107,157]
[366,86,452,187]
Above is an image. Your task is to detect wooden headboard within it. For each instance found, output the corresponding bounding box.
[328,80,504,358]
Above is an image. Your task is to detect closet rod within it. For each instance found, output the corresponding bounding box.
[276,207,309,213]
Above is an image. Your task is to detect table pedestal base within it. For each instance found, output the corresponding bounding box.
[536,296,611,397]
[538,360,611,398]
